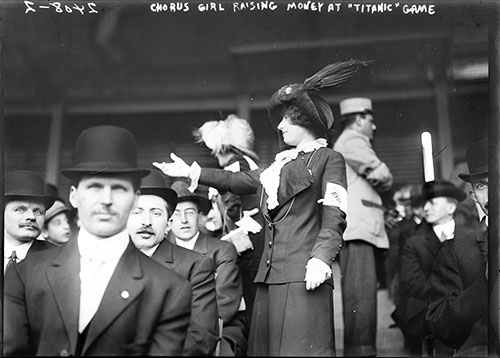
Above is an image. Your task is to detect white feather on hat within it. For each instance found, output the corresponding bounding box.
[193,115,258,160]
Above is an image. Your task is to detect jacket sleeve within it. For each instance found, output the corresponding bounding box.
[4,264,33,356]
[199,168,262,196]
[310,150,346,264]
[213,242,243,324]
[426,241,488,348]
[183,256,219,356]
[149,278,193,355]
[400,237,431,300]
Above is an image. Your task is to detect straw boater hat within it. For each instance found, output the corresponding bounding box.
[422,180,467,203]
[193,114,258,161]
[4,170,56,209]
[339,97,373,116]
[139,170,178,214]
[458,138,488,183]
[61,125,150,179]
[44,184,70,223]
[170,180,211,215]
[268,59,371,136]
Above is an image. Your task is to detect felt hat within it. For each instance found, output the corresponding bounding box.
[170,180,211,215]
[45,201,70,223]
[139,170,178,213]
[193,114,258,161]
[422,180,467,203]
[458,138,488,182]
[61,125,150,179]
[268,60,371,134]
[339,97,373,116]
[4,170,56,209]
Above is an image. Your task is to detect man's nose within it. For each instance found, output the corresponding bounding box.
[100,187,113,205]
[24,209,37,221]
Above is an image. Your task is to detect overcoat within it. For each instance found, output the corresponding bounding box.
[426,223,488,349]
[152,239,218,356]
[4,236,192,356]
[334,128,392,249]
[199,147,346,355]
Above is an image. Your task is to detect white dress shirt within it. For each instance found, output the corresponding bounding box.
[140,243,160,258]
[175,232,200,251]
[78,228,129,333]
[4,239,34,273]
[433,219,455,243]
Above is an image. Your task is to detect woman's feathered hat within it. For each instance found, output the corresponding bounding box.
[193,114,258,161]
[268,59,372,134]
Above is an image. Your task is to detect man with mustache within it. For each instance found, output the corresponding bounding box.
[127,170,218,356]
[4,126,192,356]
[4,170,56,274]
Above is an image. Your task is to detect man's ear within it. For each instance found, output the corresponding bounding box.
[470,190,479,205]
[68,186,78,209]
[165,218,173,233]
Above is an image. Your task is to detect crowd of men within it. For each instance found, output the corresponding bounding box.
[3,97,494,357]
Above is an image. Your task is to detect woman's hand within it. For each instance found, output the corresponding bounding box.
[153,153,190,178]
[304,257,332,290]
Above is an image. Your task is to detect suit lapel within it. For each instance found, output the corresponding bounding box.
[83,241,145,354]
[277,155,314,207]
[152,239,174,264]
[46,238,81,353]
[193,233,209,255]
[423,225,442,257]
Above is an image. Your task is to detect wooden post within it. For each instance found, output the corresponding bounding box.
[45,104,64,186]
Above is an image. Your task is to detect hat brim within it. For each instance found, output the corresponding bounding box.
[45,205,70,223]
[178,195,212,215]
[458,170,488,183]
[61,168,151,179]
[140,187,178,213]
[5,194,56,210]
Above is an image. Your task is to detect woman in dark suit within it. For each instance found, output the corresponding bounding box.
[155,60,368,356]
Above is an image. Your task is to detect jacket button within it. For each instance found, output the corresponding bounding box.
[268,223,272,229]
[60,350,70,356]
[266,260,270,266]
[269,241,272,247]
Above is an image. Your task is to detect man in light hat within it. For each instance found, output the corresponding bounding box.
[193,114,264,331]
[334,97,393,356]
[41,184,73,246]
[4,125,192,356]
[127,170,219,356]
[426,138,492,356]
[4,170,56,274]
[399,180,468,355]
[168,180,246,356]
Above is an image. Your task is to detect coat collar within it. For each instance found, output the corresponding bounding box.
[421,223,442,256]
[151,239,174,263]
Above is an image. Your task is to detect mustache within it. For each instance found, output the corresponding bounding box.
[19,223,40,230]
[137,225,155,235]
[92,210,117,216]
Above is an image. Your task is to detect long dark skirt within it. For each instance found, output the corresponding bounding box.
[248,282,335,357]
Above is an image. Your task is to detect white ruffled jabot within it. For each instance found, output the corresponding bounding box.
[260,138,327,210]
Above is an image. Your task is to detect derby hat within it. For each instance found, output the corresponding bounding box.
[139,170,178,213]
[61,125,150,179]
[4,170,56,208]
[170,180,211,215]
[268,60,371,136]
[339,97,373,116]
[458,138,488,182]
[422,180,467,203]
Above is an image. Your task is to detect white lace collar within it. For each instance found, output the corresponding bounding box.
[260,138,327,210]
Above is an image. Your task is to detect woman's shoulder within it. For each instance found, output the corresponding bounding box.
[314,146,345,161]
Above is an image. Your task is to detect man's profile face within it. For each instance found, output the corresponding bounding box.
[69,175,138,238]
[424,197,456,225]
[356,113,376,140]
[470,174,488,216]
[128,194,169,250]
[4,200,45,245]
[168,201,200,241]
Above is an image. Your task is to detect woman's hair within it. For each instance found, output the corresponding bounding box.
[282,105,324,139]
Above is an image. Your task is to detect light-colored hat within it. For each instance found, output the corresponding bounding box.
[339,97,373,116]
[193,115,258,161]
[45,200,70,223]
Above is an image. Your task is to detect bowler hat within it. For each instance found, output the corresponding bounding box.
[458,138,488,182]
[170,180,211,215]
[61,125,150,179]
[4,170,56,209]
[340,97,373,116]
[139,170,178,213]
[422,180,466,203]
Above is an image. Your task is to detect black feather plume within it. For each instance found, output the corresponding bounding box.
[303,59,373,91]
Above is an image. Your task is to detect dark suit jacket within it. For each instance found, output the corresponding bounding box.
[396,222,469,336]
[4,236,192,356]
[169,232,246,353]
[426,224,488,349]
[152,239,218,356]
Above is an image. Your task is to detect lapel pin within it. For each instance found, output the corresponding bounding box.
[121,290,130,299]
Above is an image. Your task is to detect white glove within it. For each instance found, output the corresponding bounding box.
[153,153,190,178]
[220,228,254,255]
[235,208,262,234]
[304,257,332,291]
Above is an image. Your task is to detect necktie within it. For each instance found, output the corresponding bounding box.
[6,250,18,271]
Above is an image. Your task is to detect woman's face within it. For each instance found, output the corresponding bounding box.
[277,116,314,147]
